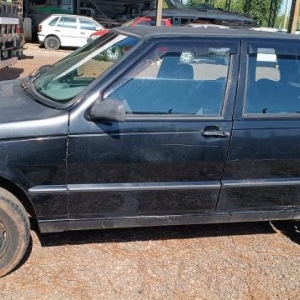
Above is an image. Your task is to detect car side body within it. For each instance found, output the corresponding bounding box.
[1,26,300,276]
[37,14,105,50]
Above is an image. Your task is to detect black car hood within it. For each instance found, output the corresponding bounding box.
[0,80,69,140]
[145,7,257,26]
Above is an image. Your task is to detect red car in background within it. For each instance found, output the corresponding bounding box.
[123,16,172,27]
[88,17,172,42]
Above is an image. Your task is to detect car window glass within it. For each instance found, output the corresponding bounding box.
[255,48,280,81]
[57,17,77,29]
[79,19,97,31]
[245,47,300,115]
[104,43,230,116]
[48,17,59,26]
[32,34,139,103]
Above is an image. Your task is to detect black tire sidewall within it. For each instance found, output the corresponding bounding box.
[45,36,60,50]
[0,195,29,277]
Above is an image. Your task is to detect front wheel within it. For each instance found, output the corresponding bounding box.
[0,189,30,277]
[44,36,60,50]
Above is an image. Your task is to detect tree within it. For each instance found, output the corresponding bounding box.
[187,0,283,27]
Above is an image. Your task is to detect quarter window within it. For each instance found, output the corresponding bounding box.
[245,46,300,115]
[104,42,231,116]
[48,17,59,26]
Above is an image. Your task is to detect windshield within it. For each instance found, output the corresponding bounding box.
[31,32,139,104]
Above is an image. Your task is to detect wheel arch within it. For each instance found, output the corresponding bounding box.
[44,34,61,46]
[0,176,36,220]
[45,34,61,42]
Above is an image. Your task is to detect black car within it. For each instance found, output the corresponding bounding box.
[144,0,257,27]
[1,26,300,277]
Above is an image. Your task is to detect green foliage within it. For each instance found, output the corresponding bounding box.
[187,0,283,27]
[274,14,286,29]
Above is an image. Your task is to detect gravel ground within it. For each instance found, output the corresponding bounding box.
[0,43,300,300]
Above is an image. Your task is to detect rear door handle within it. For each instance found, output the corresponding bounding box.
[201,128,230,138]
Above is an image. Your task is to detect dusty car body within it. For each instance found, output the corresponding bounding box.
[1,26,300,276]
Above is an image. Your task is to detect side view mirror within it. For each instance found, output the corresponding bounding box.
[89,98,126,122]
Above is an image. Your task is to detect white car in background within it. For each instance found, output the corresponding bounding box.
[38,14,105,50]
[185,23,230,29]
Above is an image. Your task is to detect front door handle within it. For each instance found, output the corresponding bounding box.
[201,127,230,138]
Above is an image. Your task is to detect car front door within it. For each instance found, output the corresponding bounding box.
[67,37,239,229]
[218,39,300,220]
[55,16,80,47]
[78,18,100,45]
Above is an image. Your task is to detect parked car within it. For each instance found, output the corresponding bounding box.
[145,0,257,27]
[87,16,171,43]
[185,23,229,29]
[37,14,105,50]
[122,16,172,27]
[180,24,230,64]
[2,26,300,277]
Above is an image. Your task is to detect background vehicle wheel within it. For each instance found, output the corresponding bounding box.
[105,47,121,61]
[180,51,194,64]
[0,188,30,277]
[23,17,32,41]
[44,36,60,50]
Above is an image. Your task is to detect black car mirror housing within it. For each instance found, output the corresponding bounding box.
[89,98,126,122]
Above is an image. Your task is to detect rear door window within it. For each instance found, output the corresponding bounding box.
[244,43,300,115]
[57,17,77,29]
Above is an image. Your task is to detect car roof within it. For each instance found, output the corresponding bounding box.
[113,25,300,41]
[48,14,94,19]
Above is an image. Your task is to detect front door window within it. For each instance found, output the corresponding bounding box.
[104,41,231,117]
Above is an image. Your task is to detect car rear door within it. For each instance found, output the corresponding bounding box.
[218,38,300,220]
[67,37,239,229]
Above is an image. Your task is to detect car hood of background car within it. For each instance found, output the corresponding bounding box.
[145,7,257,27]
[0,80,69,140]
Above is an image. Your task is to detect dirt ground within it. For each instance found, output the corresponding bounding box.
[1,43,300,300]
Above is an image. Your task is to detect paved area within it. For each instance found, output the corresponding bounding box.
[0,43,72,80]
[0,43,300,300]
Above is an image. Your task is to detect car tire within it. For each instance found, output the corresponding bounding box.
[23,17,32,41]
[105,47,121,61]
[44,36,60,51]
[0,188,30,277]
[180,51,194,64]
